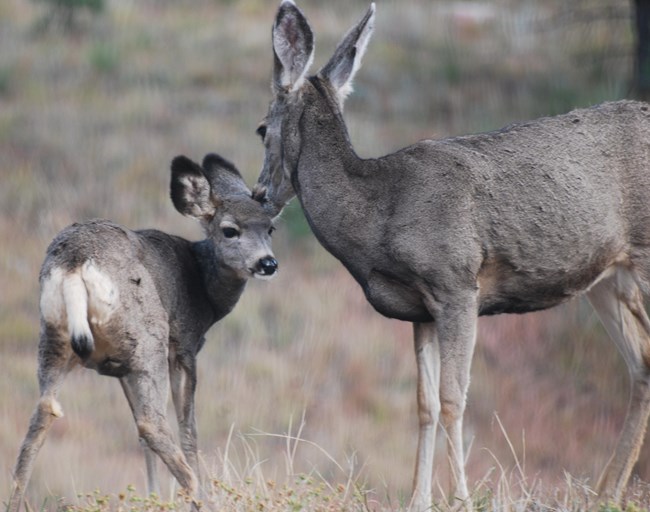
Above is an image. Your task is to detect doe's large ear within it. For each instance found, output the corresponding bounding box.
[272,0,315,93]
[201,153,251,200]
[170,155,216,219]
[319,3,375,106]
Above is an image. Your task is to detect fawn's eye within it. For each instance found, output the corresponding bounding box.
[268,226,275,236]
[222,227,239,239]
[256,124,267,141]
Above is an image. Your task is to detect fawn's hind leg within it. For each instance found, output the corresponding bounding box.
[120,379,161,495]
[120,344,197,498]
[586,266,650,503]
[8,325,76,512]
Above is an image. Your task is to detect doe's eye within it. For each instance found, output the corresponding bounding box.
[222,227,239,239]
[256,124,267,141]
[268,226,276,236]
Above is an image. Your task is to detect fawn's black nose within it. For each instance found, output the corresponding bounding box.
[258,256,278,276]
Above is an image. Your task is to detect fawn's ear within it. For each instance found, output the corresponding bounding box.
[201,153,251,200]
[170,155,216,219]
[272,0,315,93]
[319,3,375,106]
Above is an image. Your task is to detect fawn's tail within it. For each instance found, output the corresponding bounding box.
[62,271,94,360]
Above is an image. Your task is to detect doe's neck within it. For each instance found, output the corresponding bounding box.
[292,78,380,197]
[290,78,384,265]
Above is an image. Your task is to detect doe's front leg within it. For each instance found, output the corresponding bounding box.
[410,322,441,512]
[433,294,479,507]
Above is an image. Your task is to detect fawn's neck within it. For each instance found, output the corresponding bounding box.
[192,239,247,325]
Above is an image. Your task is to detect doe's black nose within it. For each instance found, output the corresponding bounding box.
[258,256,278,276]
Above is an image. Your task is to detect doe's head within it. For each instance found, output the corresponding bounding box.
[253,0,376,217]
[171,153,278,280]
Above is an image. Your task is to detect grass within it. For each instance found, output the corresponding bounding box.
[32,419,372,511]
[1,0,647,509]
[15,419,650,511]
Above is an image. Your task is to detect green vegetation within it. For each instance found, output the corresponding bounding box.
[88,42,120,75]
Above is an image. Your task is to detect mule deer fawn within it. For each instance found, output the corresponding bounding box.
[254,1,650,509]
[8,153,277,511]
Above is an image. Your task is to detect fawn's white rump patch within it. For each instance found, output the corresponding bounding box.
[40,267,66,328]
[40,261,119,339]
[81,260,119,327]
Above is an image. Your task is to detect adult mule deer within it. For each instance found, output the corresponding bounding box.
[8,153,278,511]
[254,0,650,509]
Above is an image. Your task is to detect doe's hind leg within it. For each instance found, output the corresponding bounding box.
[8,326,76,512]
[586,266,650,503]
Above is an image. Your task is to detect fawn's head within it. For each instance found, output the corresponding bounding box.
[253,0,375,217]
[171,153,278,280]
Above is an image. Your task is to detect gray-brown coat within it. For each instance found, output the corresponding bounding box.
[255,1,650,509]
[9,154,277,511]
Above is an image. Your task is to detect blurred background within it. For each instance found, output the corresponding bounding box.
[1,0,648,507]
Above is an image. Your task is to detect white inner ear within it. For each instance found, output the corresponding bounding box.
[292,49,314,93]
[180,174,214,218]
[342,11,374,100]
[351,5,375,76]
[273,34,314,92]
[326,4,375,107]
[272,3,315,92]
